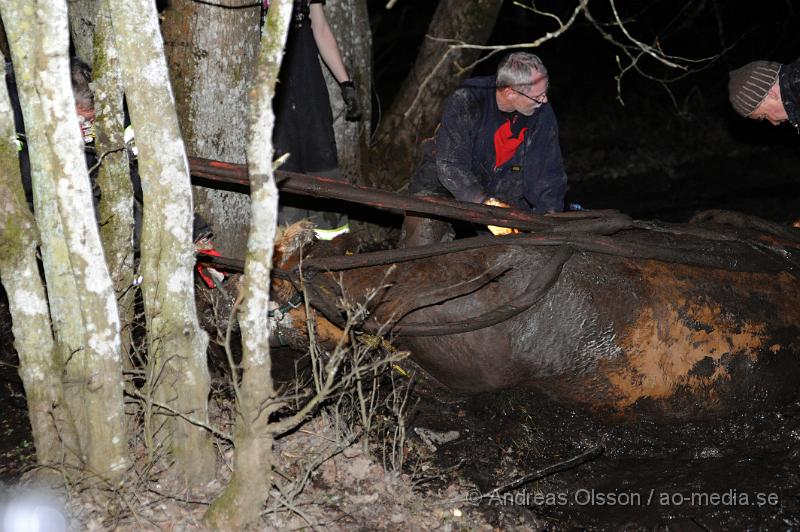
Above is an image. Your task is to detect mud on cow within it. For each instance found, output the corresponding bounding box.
[269,211,800,418]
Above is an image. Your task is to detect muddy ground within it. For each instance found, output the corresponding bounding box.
[407,365,800,530]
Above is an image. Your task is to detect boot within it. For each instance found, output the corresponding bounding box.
[398,214,453,248]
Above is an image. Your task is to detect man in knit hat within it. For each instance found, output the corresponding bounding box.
[729,59,800,228]
[728,59,800,129]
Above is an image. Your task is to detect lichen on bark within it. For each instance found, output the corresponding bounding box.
[203,0,292,528]
[93,0,136,366]
[1,0,128,481]
[0,49,81,471]
[110,0,215,484]
[162,0,261,259]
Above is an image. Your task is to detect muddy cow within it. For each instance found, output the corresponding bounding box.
[270,212,800,418]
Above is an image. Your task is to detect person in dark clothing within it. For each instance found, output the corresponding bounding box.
[401,52,567,246]
[267,0,361,239]
[728,59,800,227]
[728,59,800,130]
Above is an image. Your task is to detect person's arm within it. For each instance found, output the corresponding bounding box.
[308,3,349,83]
[523,106,566,214]
[435,89,488,204]
[308,2,360,120]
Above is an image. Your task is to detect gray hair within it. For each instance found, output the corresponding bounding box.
[496,52,547,88]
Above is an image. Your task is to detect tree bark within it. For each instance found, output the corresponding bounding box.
[110,0,215,484]
[0,51,81,471]
[2,3,89,462]
[369,0,503,190]
[162,0,261,258]
[320,0,372,184]
[68,0,98,62]
[2,0,128,481]
[203,1,292,528]
[94,0,136,369]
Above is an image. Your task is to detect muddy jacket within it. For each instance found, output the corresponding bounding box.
[432,75,567,213]
[779,59,800,132]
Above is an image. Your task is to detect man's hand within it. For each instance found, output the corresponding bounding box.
[483,197,520,235]
[484,197,512,209]
[487,225,518,236]
[340,81,361,122]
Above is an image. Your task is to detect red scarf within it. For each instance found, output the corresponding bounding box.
[494,114,527,169]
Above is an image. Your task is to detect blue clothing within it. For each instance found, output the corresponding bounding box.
[411,75,567,214]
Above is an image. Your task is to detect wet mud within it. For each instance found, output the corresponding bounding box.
[407,366,800,530]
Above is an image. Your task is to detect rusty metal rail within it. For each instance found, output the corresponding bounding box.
[188,156,619,233]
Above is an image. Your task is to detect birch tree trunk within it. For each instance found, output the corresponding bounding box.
[161,0,261,259]
[93,0,136,367]
[321,0,372,183]
[369,0,503,190]
[68,0,98,62]
[2,2,88,458]
[110,0,215,483]
[203,1,292,527]
[2,0,129,481]
[0,51,81,471]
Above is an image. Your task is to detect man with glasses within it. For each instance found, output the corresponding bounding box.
[400,52,567,246]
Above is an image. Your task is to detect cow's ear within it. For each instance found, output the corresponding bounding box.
[274,220,317,269]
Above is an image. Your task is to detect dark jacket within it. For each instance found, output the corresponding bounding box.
[779,59,800,132]
[432,75,567,213]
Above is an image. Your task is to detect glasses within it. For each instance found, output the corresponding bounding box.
[511,87,548,105]
[510,77,549,105]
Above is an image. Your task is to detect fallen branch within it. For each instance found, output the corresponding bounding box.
[476,443,604,502]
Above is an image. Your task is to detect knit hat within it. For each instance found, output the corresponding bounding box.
[728,61,782,116]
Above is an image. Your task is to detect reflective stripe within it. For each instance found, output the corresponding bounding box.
[314,223,350,240]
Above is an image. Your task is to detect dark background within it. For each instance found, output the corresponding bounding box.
[368,0,800,222]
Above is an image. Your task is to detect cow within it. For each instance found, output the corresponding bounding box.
[267,211,800,418]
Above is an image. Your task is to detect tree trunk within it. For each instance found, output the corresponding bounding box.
[68,0,98,62]
[203,1,292,528]
[110,0,215,484]
[369,0,503,190]
[162,0,260,258]
[320,0,372,184]
[2,0,128,481]
[2,5,89,462]
[0,51,81,471]
[94,0,136,369]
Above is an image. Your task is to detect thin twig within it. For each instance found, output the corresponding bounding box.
[87,145,126,174]
[404,0,588,120]
[128,389,233,442]
[225,289,245,407]
[475,444,604,502]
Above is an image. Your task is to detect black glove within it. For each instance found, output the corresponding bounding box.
[339,80,362,122]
